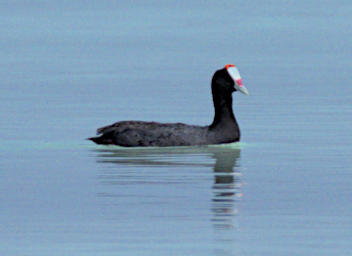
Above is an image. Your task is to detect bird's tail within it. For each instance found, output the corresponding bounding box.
[87,135,114,145]
[87,136,103,144]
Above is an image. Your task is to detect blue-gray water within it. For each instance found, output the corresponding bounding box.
[1,1,351,255]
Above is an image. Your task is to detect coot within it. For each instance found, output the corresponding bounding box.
[89,64,248,147]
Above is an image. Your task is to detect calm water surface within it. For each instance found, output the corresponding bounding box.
[1,1,352,255]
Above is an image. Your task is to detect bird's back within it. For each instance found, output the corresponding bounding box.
[89,121,209,147]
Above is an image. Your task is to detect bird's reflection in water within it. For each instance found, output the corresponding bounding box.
[93,144,242,230]
[211,149,241,230]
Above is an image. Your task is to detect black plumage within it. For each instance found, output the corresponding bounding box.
[88,66,247,147]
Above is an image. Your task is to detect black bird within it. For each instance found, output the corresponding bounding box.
[88,64,248,147]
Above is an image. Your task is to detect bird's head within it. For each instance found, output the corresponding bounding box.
[212,64,249,95]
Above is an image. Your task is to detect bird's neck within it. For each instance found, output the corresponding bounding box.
[210,93,237,128]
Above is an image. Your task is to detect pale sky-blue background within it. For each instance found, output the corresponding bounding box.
[1,1,351,255]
